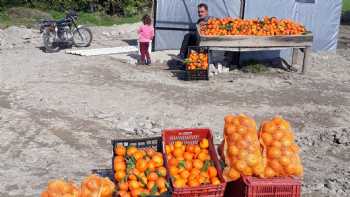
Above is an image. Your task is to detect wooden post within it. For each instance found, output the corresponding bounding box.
[302,47,311,74]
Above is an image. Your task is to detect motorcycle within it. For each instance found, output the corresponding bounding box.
[40,11,93,52]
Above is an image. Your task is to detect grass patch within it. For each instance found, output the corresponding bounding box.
[343,0,350,12]
[0,7,141,29]
[242,60,269,73]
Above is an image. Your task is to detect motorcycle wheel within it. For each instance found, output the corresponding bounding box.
[73,27,93,47]
[43,32,60,53]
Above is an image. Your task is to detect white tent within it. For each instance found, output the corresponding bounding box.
[153,0,342,54]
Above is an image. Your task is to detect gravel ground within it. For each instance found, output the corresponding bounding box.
[0,23,349,197]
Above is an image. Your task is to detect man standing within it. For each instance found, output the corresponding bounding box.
[179,3,211,59]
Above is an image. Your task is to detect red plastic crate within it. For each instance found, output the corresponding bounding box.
[162,128,226,197]
[224,176,301,197]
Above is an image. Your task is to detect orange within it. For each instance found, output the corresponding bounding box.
[228,145,239,156]
[208,166,218,178]
[136,159,147,172]
[190,168,201,176]
[119,182,129,191]
[128,174,137,181]
[185,160,193,171]
[235,160,247,172]
[180,170,190,179]
[133,151,144,161]
[130,188,141,197]
[211,177,221,185]
[174,141,183,149]
[146,181,155,190]
[279,156,290,166]
[174,178,186,188]
[242,166,253,176]
[294,165,303,176]
[238,150,248,160]
[147,161,157,172]
[267,147,282,159]
[169,166,179,176]
[224,114,235,124]
[273,130,284,140]
[269,160,283,173]
[168,158,178,167]
[186,144,195,153]
[237,140,249,149]
[193,159,204,169]
[114,170,126,181]
[183,152,193,161]
[173,147,184,158]
[157,177,167,189]
[228,133,242,143]
[188,179,200,187]
[225,125,236,136]
[261,132,273,146]
[237,126,247,135]
[147,172,158,182]
[114,156,125,163]
[119,191,130,197]
[165,145,172,155]
[246,154,259,167]
[145,148,156,157]
[115,145,126,156]
[264,167,276,178]
[193,145,201,155]
[152,154,164,167]
[127,146,138,156]
[157,166,167,177]
[252,164,264,176]
[128,180,139,190]
[228,168,240,180]
[114,161,126,171]
[197,152,209,161]
[290,144,300,153]
[199,138,209,149]
[263,122,276,133]
[271,141,282,148]
[285,164,296,175]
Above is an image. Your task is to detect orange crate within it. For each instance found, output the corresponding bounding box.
[224,176,301,197]
[162,128,226,197]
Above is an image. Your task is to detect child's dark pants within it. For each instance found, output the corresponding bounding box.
[139,42,150,63]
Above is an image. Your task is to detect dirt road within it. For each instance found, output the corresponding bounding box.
[0,24,349,196]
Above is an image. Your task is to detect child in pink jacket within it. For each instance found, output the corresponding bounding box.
[138,15,155,65]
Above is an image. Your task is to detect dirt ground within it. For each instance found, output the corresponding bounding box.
[0,23,349,197]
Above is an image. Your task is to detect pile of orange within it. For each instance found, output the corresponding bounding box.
[221,114,265,181]
[41,175,115,197]
[200,16,306,36]
[114,145,169,197]
[165,139,221,188]
[259,117,303,178]
[185,50,209,70]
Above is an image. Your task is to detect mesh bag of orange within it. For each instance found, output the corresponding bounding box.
[259,116,303,178]
[41,175,115,197]
[221,114,265,181]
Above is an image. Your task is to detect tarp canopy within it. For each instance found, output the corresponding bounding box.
[154,0,241,50]
[154,0,342,55]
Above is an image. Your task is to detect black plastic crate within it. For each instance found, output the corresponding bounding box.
[185,46,210,81]
[111,137,172,197]
[186,69,209,80]
[91,168,114,180]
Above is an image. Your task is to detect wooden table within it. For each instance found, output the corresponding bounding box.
[197,32,313,74]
